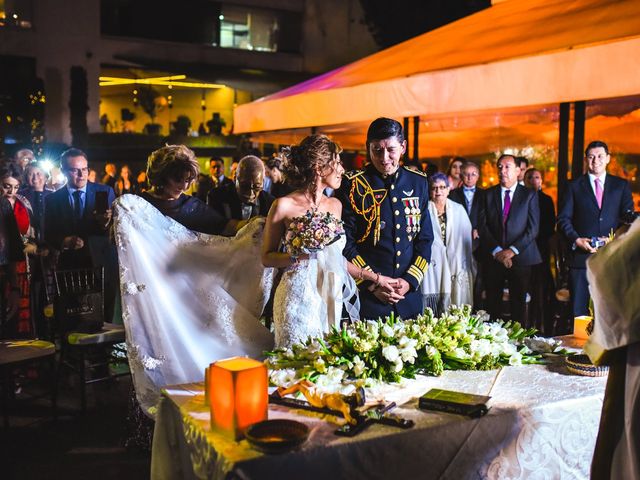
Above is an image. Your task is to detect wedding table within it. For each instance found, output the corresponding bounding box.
[151,354,606,480]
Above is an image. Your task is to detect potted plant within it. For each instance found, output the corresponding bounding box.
[138,86,164,135]
[172,115,192,136]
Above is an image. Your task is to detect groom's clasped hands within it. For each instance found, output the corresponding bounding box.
[370,275,411,305]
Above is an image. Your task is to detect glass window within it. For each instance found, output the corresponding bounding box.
[219,5,278,52]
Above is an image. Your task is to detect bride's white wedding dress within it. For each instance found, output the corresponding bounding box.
[113,194,275,414]
[114,195,359,414]
[274,235,356,348]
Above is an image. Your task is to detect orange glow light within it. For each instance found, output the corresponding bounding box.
[209,357,268,440]
[573,316,592,340]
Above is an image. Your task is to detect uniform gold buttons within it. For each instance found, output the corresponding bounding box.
[396,224,401,229]
[396,263,400,269]
[395,237,400,243]
[392,197,397,203]
[391,184,395,190]
[394,210,399,216]
[396,251,401,257]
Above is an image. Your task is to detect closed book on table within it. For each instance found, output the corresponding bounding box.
[419,388,491,418]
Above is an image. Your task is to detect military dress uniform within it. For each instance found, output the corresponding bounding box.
[337,164,433,320]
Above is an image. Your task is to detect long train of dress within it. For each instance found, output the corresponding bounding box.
[113,194,275,414]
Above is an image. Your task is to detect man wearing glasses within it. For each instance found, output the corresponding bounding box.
[449,161,485,307]
[449,161,484,238]
[44,148,118,322]
[207,155,274,221]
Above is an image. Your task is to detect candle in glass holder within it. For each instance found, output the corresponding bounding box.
[209,357,268,440]
[573,316,592,339]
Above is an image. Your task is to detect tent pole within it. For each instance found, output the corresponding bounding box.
[403,117,410,162]
[557,102,570,205]
[413,116,419,162]
[571,101,586,180]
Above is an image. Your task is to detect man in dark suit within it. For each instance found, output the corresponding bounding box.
[449,161,485,236]
[196,156,234,202]
[557,140,633,318]
[449,161,485,307]
[525,167,556,334]
[208,155,274,220]
[479,154,541,327]
[44,148,117,323]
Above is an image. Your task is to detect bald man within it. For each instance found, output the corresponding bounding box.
[207,155,275,220]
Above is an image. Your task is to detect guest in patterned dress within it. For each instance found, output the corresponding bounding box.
[0,162,36,337]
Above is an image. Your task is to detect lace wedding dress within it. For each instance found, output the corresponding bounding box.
[113,194,275,414]
[274,235,359,348]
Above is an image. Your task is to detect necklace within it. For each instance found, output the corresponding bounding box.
[304,190,320,212]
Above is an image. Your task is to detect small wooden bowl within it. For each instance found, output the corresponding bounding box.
[566,354,609,377]
[245,419,309,454]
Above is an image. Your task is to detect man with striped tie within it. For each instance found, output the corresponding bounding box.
[558,140,633,318]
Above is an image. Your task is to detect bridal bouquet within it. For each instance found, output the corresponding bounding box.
[266,305,539,389]
[284,210,345,257]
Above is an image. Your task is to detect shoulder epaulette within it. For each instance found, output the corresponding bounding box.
[344,169,366,180]
[403,166,428,178]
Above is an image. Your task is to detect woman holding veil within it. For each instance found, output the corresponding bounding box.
[113,145,274,416]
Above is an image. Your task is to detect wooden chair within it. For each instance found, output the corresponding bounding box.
[0,339,56,428]
[54,267,128,412]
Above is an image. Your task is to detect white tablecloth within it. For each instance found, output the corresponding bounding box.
[151,356,606,480]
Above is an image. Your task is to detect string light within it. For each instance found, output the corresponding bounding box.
[99,75,224,89]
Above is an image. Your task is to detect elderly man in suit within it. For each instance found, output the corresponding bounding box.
[449,162,485,236]
[208,155,274,221]
[479,154,541,326]
[449,161,485,307]
[558,140,633,318]
[44,148,117,323]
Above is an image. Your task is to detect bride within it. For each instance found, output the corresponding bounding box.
[262,135,386,348]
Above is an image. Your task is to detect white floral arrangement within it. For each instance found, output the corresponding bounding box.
[266,305,539,389]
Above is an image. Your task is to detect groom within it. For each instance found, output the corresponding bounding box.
[337,118,433,320]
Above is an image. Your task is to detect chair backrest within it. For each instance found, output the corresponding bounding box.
[54,267,105,334]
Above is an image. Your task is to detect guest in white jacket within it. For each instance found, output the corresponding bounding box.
[421,173,476,315]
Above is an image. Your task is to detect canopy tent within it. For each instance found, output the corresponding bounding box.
[234,0,640,149]
[247,98,640,157]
